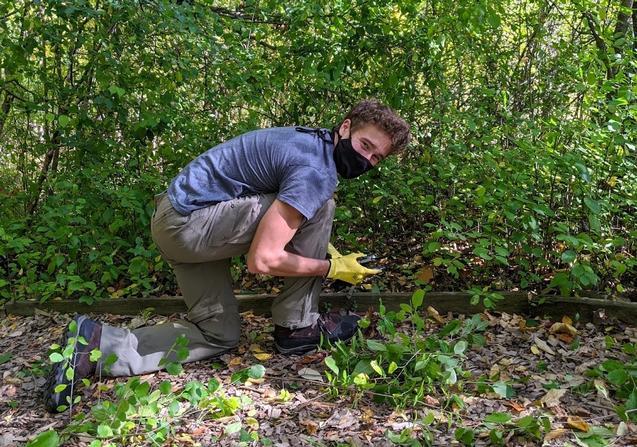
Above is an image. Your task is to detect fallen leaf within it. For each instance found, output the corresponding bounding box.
[534,337,556,355]
[174,434,196,445]
[562,316,573,325]
[566,416,589,432]
[361,407,375,423]
[424,395,440,406]
[253,353,272,361]
[415,266,434,283]
[298,351,326,364]
[427,306,445,324]
[541,388,567,407]
[249,344,264,353]
[228,357,242,367]
[557,333,574,344]
[298,367,324,382]
[616,421,628,436]
[531,345,541,355]
[190,426,206,436]
[549,322,578,336]
[544,428,569,441]
[299,418,319,435]
[504,401,526,413]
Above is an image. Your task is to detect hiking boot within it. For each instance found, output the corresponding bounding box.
[44,315,102,412]
[273,310,361,355]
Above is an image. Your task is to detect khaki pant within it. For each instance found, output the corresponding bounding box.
[99,193,335,376]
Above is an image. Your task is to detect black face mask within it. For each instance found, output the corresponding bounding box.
[333,128,373,179]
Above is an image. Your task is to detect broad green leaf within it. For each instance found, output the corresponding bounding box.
[583,198,601,214]
[366,340,387,352]
[370,360,385,376]
[454,340,468,355]
[97,424,114,438]
[26,430,60,447]
[248,364,266,379]
[484,412,512,424]
[411,289,425,309]
[49,353,64,363]
[225,421,242,435]
[324,356,339,375]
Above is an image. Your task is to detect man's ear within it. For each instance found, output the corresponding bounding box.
[338,119,352,138]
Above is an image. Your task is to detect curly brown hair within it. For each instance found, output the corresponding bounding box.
[342,99,411,154]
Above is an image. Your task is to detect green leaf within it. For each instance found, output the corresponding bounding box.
[49,352,64,363]
[325,356,339,375]
[607,369,629,386]
[134,381,150,397]
[411,289,425,309]
[97,424,114,438]
[484,412,512,424]
[26,430,60,447]
[58,115,71,128]
[583,198,601,214]
[0,352,11,365]
[53,384,67,393]
[366,340,387,352]
[248,364,266,379]
[561,250,577,263]
[165,362,183,376]
[89,349,102,362]
[159,381,172,394]
[492,381,514,398]
[225,421,242,435]
[454,340,468,355]
[370,360,385,377]
[454,427,475,445]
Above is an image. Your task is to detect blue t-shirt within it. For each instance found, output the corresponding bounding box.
[167,127,338,220]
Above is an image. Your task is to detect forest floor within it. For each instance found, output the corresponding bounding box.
[1,306,637,446]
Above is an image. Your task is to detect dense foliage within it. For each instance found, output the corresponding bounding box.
[1,0,635,302]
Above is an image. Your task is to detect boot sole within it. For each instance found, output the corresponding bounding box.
[274,332,356,355]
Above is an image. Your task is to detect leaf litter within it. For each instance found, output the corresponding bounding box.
[0,308,636,446]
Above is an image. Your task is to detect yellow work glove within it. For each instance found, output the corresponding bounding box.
[327,252,381,285]
[327,243,342,259]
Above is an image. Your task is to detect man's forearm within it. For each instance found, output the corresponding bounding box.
[247,251,330,277]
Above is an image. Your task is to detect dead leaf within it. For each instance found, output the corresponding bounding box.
[549,322,578,336]
[617,421,628,436]
[253,352,272,361]
[299,418,319,435]
[298,367,324,382]
[541,388,567,407]
[249,344,264,353]
[361,407,375,423]
[427,306,445,324]
[566,416,590,432]
[562,316,573,325]
[415,266,434,283]
[534,337,555,355]
[544,428,569,441]
[424,395,440,406]
[504,401,526,413]
[531,345,541,355]
[228,357,242,367]
[174,434,196,445]
[298,351,326,364]
[190,426,206,436]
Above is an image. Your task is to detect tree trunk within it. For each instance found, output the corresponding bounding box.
[0,92,13,136]
[633,2,637,52]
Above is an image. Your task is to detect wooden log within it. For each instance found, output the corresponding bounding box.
[2,292,636,325]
